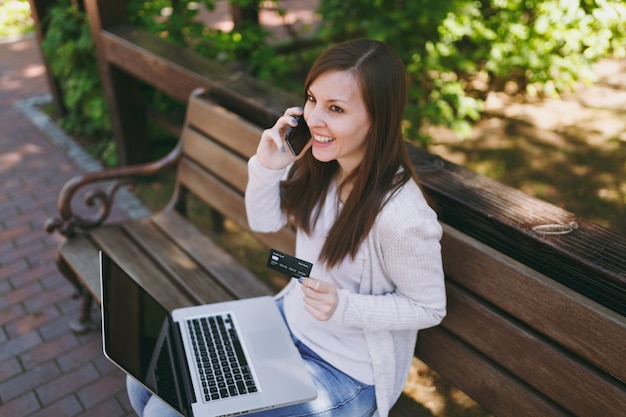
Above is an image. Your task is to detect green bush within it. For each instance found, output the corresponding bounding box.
[39,0,626,148]
[40,1,113,159]
[129,0,625,143]
[129,0,286,83]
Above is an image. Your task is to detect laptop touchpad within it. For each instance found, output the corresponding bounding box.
[249,329,291,360]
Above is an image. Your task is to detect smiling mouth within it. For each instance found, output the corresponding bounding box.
[313,134,336,144]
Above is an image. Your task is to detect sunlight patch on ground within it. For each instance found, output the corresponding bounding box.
[0,143,43,173]
[22,63,45,78]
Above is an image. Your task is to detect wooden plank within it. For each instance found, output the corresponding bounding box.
[410,146,626,316]
[84,0,147,165]
[90,225,195,311]
[416,327,569,417]
[181,129,249,194]
[59,235,101,302]
[441,224,626,383]
[186,95,261,159]
[150,211,273,299]
[177,158,295,253]
[121,217,235,304]
[178,158,248,226]
[442,284,626,416]
[101,25,299,128]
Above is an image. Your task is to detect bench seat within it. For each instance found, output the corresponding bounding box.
[58,210,273,311]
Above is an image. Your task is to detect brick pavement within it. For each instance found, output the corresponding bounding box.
[0,35,136,417]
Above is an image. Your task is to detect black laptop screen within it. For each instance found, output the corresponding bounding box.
[100,254,181,411]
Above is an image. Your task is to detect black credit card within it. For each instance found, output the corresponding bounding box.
[267,249,313,278]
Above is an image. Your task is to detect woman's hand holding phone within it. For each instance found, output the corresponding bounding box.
[285,115,311,156]
[256,106,311,170]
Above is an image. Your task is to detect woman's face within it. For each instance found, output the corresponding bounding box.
[304,70,371,176]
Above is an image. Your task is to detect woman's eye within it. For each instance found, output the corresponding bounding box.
[330,105,343,113]
[306,94,315,103]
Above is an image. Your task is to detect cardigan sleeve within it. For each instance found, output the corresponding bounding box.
[329,184,447,332]
[245,155,288,233]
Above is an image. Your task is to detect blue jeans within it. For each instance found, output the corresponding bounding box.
[127,300,376,417]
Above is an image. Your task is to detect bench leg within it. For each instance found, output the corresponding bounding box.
[55,254,100,333]
[212,209,225,233]
[70,288,98,333]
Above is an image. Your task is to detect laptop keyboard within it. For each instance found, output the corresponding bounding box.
[187,313,258,402]
[155,338,180,407]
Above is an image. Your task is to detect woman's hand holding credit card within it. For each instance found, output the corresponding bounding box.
[266,249,338,321]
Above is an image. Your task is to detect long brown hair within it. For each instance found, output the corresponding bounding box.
[280,39,417,267]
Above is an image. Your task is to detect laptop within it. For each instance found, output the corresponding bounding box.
[99,252,317,417]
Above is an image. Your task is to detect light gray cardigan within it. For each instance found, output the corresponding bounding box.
[245,156,447,416]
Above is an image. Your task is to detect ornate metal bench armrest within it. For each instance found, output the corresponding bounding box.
[44,142,182,237]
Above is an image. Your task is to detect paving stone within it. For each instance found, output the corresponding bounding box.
[19,331,79,370]
[22,283,74,313]
[0,391,42,416]
[0,357,24,381]
[0,330,42,363]
[27,395,83,417]
[0,258,29,280]
[0,360,60,403]
[36,363,99,406]
[37,309,89,342]
[76,397,127,417]
[76,371,127,410]
[0,277,11,294]
[56,336,103,373]
[0,303,26,326]
[4,304,60,338]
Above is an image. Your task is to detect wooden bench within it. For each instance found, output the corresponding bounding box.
[45,89,626,416]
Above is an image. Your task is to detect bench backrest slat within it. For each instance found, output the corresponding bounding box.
[445,283,625,416]
[182,127,249,193]
[177,158,294,254]
[438,225,626,417]
[186,94,261,158]
[178,158,246,225]
[416,328,571,417]
[442,225,626,382]
[176,94,296,254]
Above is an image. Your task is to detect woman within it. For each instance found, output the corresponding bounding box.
[245,39,446,416]
[127,39,446,417]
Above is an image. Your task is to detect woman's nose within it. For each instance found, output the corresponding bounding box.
[305,105,324,128]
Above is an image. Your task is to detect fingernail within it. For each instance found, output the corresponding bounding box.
[297,277,304,284]
[297,107,303,112]
[291,118,298,124]
[280,145,285,153]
